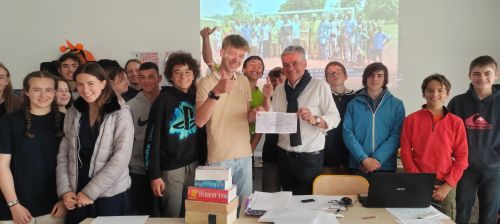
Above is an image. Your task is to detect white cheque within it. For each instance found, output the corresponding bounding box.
[255,112,297,134]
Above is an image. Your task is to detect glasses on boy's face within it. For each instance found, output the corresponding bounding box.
[326,72,339,77]
[56,89,71,94]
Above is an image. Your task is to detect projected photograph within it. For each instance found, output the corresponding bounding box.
[201,0,399,90]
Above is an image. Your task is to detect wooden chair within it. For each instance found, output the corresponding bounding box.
[312,175,369,195]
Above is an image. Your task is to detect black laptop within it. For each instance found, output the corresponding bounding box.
[358,173,436,208]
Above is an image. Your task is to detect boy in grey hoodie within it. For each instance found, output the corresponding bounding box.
[127,62,162,215]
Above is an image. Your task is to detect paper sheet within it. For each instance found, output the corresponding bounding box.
[91,216,148,224]
[386,206,449,220]
[259,209,328,224]
[248,191,293,211]
[255,112,297,133]
[395,219,445,224]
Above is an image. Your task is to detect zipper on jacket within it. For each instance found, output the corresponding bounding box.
[371,113,375,152]
[427,109,438,132]
[365,93,388,153]
[432,115,436,132]
[74,117,80,190]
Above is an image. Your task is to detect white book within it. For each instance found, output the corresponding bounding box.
[195,166,232,182]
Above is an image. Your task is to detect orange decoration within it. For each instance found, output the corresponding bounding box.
[59,39,96,62]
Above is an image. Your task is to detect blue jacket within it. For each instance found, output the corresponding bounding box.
[343,89,405,171]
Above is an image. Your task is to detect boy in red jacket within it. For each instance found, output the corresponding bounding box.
[400,74,468,220]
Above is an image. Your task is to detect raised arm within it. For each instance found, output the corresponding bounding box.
[200,27,216,69]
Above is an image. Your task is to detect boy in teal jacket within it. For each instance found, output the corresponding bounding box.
[343,62,405,173]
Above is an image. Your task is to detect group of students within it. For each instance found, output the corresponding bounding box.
[321,56,499,224]
[0,30,498,224]
[0,50,206,224]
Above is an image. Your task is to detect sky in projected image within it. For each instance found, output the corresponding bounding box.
[201,0,399,90]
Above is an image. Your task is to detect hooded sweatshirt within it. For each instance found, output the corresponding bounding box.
[127,92,155,175]
[448,84,500,170]
[144,86,206,180]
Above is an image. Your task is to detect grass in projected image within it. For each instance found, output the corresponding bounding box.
[201,0,399,90]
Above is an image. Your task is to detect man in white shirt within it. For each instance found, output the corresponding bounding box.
[271,45,340,194]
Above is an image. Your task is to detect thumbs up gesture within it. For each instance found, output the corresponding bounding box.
[200,27,216,37]
[212,69,235,96]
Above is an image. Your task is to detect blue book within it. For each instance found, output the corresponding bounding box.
[194,180,232,190]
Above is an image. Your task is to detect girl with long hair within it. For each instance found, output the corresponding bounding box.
[0,71,65,224]
[0,63,21,118]
[56,62,134,224]
[55,77,73,113]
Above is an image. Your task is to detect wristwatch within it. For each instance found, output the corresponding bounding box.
[208,91,220,100]
[7,199,19,207]
[312,116,321,126]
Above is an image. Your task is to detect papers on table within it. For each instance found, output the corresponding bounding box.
[387,206,450,224]
[255,112,297,133]
[247,192,345,212]
[395,219,445,224]
[248,191,292,211]
[259,209,339,224]
[247,192,340,224]
[91,216,148,224]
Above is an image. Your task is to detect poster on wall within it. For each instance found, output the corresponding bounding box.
[134,51,159,65]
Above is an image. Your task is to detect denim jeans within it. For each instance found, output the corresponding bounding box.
[456,168,500,224]
[208,156,253,214]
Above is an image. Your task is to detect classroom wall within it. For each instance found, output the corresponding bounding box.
[0,0,499,113]
[0,0,199,88]
[397,0,500,112]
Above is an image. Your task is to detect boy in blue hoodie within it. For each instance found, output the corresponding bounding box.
[343,62,405,173]
[448,55,500,224]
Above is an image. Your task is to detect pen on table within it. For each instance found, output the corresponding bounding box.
[362,216,377,219]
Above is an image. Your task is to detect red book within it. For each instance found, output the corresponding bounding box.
[187,185,237,204]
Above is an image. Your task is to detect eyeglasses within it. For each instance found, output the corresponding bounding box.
[325,72,344,77]
[56,89,71,94]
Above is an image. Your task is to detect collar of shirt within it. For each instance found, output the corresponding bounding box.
[287,77,302,89]
[213,68,238,80]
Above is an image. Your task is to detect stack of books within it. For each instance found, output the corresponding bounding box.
[185,166,238,224]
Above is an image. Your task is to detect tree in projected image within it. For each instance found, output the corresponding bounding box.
[201,0,399,90]
[229,0,250,17]
[280,0,326,11]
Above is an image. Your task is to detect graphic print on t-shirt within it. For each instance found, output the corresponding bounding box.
[169,101,196,139]
[137,117,148,127]
[464,113,492,130]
